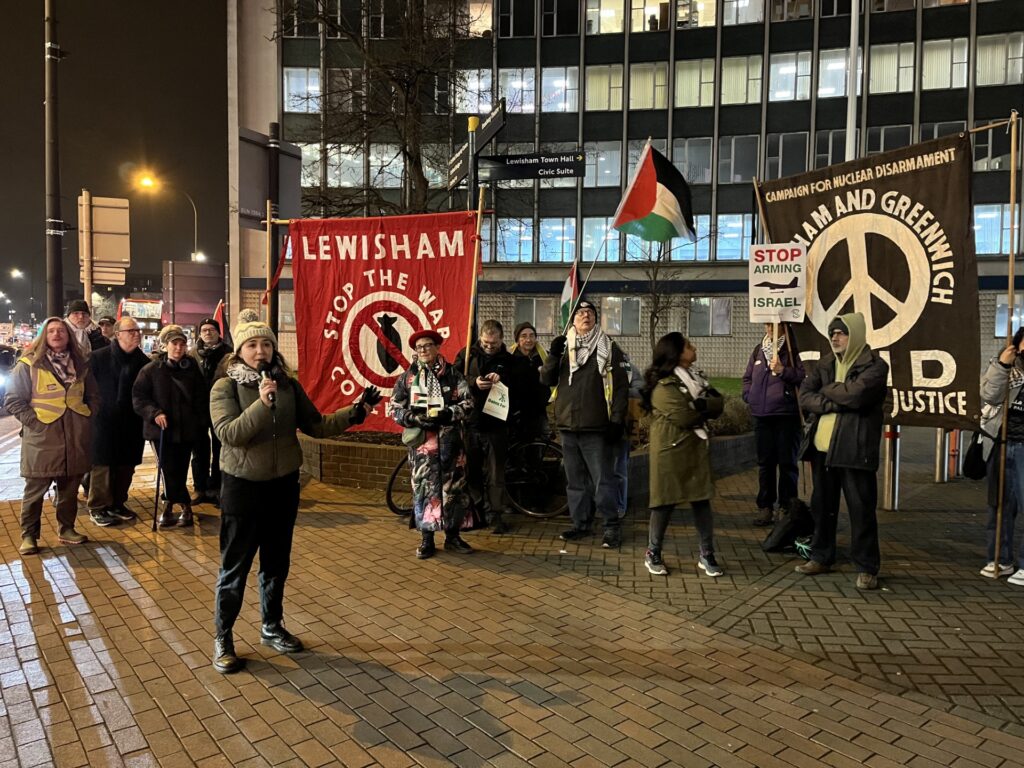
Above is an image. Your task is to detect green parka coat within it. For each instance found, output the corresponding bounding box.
[210,365,360,482]
[648,374,724,508]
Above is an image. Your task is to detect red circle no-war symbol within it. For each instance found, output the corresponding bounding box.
[342,291,433,393]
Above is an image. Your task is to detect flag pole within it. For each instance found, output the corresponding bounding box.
[563,139,654,334]
[994,109,1019,577]
[752,179,782,365]
[463,186,486,377]
[561,228,614,335]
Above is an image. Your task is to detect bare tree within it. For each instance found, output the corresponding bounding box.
[617,231,716,351]
[278,0,492,217]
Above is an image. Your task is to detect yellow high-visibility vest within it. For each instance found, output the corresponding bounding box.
[17,357,91,424]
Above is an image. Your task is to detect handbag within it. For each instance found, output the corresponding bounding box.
[962,432,987,480]
[401,426,426,448]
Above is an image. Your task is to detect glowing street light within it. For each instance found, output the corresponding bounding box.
[134,171,201,262]
[10,269,23,279]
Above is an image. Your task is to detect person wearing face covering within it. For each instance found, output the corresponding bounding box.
[797,312,888,590]
[208,312,379,674]
[133,324,209,528]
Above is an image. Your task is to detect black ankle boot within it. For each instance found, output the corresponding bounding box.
[260,622,303,653]
[416,531,436,559]
[444,531,473,553]
[213,632,244,674]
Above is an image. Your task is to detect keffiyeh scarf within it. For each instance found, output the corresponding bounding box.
[567,327,611,385]
[46,350,76,386]
[761,333,784,365]
[412,358,446,407]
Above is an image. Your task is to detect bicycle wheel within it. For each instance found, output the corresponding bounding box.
[505,440,568,518]
[386,456,413,516]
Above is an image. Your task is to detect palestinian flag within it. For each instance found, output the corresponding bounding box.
[559,260,579,328]
[613,142,696,243]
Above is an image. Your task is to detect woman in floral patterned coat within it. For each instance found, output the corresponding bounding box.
[391,329,475,559]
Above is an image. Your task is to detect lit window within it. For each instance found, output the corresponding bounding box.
[585,65,624,110]
[582,217,619,261]
[586,0,625,34]
[498,68,536,113]
[869,42,915,94]
[671,215,712,261]
[714,214,754,260]
[627,140,667,179]
[977,33,1024,87]
[723,0,764,25]
[283,68,320,113]
[921,38,968,90]
[584,142,622,188]
[721,55,762,105]
[677,0,716,27]
[675,59,715,107]
[369,144,403,189]
[539,218,577,263]
[768,52,812,102]
[297,143,321,188]
[497,218,534,263]
[818,48,862,98]
[327,145,363,188]
[459,1,494,37]
[541,67,579,112]
[631,0,670,31]
[771,0,813,20]
[974,204,1021,256]
[456,69,493,113]
[629,63,668,109]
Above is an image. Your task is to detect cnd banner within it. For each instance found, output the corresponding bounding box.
[290,211,479,432]
[758,133,979,429]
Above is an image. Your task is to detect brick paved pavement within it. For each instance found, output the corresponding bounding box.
[0,419,1021,766]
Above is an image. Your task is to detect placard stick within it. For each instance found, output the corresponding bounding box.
[463,186,486,378]
[994,110,1019,575]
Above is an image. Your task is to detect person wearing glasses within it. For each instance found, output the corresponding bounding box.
[190,317,231,507]
[797,312,888,590]
[85,318,150,527]
[391,329,475,559]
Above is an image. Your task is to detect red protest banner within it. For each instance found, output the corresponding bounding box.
[290,211,479,432]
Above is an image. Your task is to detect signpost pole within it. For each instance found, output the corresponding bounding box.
[265,199,273,326]
[463,188,487,378]
[467,116,479,213]
[81,188,93,308]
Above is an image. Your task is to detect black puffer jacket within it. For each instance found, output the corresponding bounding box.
[132,355,209,444]
[798,348,889,471]
[91,340,150,465]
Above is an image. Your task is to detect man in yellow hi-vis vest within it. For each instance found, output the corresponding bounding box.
[4,318,98,555]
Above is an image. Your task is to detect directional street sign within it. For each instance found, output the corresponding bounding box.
[477,151,586,182]
[447,99,507,190]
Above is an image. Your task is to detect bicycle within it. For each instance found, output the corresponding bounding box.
[386,437,568,519]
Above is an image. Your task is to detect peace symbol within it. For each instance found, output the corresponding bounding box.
[807,212,930,348]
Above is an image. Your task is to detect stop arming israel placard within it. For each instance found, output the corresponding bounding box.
[749,243,806,324]
[758,133,980,430]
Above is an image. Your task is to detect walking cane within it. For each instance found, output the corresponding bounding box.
[152,427,164,532]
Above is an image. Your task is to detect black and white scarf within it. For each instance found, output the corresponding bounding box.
[761,333,784,365]
[567,327,611,385]
[46,350,76,386]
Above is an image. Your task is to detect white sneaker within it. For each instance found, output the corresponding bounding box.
[1007,569,1024,586]
[979,561,1014,578]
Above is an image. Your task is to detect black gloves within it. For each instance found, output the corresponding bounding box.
[705,387,722,399]
[350,407,367,425]
[549,335,567,358]
[360,386,382,408]
[409,409,453,429]
[692,398,708,413]
[433,408,454,426]
[604,421,624,443]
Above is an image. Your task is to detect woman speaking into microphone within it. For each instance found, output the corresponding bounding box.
[208,311,381,673]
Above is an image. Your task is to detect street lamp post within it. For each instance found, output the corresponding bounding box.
[135,174,204,262]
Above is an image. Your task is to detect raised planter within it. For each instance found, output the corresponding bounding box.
[299,431,757,500]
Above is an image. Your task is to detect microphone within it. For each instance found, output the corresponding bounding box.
[258,362,276,408]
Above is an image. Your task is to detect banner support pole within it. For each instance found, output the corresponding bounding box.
[994,109,1019,576]
[264,199,273,326]
[464,186,486,378]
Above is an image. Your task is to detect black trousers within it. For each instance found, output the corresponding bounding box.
[466,429,508,514]
[754,415,801,510]
[214,471,300,635]
[153,440,193,504]
[648,500,714,554]
[809,454,881,575]
[191,426,222,494]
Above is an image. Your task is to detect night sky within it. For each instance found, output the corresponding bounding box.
[0,1,228,317]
